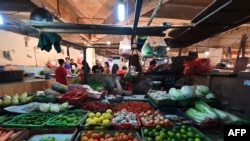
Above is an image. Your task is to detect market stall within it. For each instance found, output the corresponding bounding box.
[1,73,249,141]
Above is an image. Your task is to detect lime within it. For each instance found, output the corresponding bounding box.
[156,125,162,131]
[181,125,187,130]
[187,127,193,132]
[194,138,201,141]
[148,131,154,137]
[143,128,149,136]
[167,131,174,137]
[154,131,160,136]
[188,138,194,141]
[175,132,181,139]
[187,131,194,138]
[147,137,153,141]
[155,135,163,141]
[159,132,167,139]
[180,128,186,134]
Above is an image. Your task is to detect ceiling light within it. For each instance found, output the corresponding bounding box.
[118,3,125,21]
[0,15,3,25]
[106,41,111,45]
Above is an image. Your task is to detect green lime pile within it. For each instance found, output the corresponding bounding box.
[142,125,204,141]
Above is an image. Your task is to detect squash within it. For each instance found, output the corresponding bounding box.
[44,88,61,96]
[51,82,68,93]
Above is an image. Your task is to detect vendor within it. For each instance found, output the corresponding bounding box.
[115,75,133,96]
[114,66,133,95]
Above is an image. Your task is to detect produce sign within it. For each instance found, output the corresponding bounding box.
[81,100,114,112]
[0,128,26,141]
[2,112,56,127]
[116,101,154,114]
[47,110,88,127]
[75,130,141,141]
[141,125,212,141]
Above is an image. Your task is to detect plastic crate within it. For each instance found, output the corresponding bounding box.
[159,107,196,126]
[75,130,142,141]
[56,90,88,105]
[2,112,56,128]
[46,110,89,127]
[14,127,78,141]
[141,125,212,141]
[139,110,173,127]
[148,95,177,108]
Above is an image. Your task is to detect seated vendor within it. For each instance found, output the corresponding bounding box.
[114,66,133,95]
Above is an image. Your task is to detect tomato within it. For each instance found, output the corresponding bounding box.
[122,134,129,141]
[128,132,134,140]
[105,133,112,139]
[91,133,101,140]
[86,130,93,138]
[133,138,139,141]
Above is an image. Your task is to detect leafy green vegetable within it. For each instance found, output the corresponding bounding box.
[185,107,210,122]
[194,100,218,120]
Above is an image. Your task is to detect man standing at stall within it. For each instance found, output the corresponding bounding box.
[55,59,68,85]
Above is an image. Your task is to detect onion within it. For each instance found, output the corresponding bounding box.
[147,110,152,115]
[148,119,154,124]
[154,119,160,124]
[160,120,164,124]
[164,119,170,123]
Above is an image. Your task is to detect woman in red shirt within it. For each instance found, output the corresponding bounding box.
[55,59,68,85]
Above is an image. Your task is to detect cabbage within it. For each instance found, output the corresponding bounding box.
[39,103,50,112]
[205,92,216,99]
[60,102,69,111]
[169,88,183,100]
[50,105,60,113]
[181,85,195,99]
[195,89,205,98]
[185,108,210,122]
[196,85,209,94]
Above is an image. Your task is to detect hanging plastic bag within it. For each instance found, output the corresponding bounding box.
[150,37,168,57]
[141,37,153,58]
[119,37,131,57]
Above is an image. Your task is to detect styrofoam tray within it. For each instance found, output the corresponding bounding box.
[123,95,146,100]
[28,133,72,141]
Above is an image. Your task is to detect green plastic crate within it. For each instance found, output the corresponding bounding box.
[46,110,89,127]
[141,125,212,141]
[2,112,56,128]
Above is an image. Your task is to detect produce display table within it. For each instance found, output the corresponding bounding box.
[0,95,226,141]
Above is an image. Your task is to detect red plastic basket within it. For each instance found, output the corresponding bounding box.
[56,90,88,105]
[111,115,141,130]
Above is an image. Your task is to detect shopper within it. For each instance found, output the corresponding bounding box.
[111,63,119,74]
[92,60,104,73]
[147,59,156,72]
[64,57,71,74]
[103,61,110,74]
[55,59,68,85]
[81,59,90,74]
[70,58,78,74]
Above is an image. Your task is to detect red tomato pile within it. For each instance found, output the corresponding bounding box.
[80,130,139,141]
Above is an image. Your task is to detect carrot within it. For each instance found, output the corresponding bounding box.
[0,130,14,141]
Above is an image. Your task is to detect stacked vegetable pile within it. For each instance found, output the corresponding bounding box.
[185,100,249,125]
[168,85,215,100]
[111,109,140,129]
[0,92,32,107]
[141,125,210,141]
[81,100,114,111]
[139,110,172,127]
[38,102,69,113]
[77,130,140,141]
[82,109,113,129]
